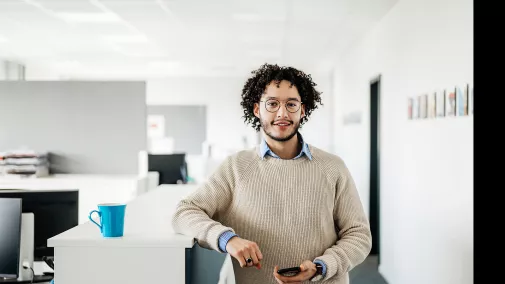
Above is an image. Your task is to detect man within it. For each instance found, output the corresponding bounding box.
[172,63,372,283]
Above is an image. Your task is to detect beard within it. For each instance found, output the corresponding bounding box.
[260,116,300,142]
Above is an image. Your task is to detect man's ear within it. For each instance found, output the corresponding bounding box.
[254,103,260,118]
[301,104,306,118]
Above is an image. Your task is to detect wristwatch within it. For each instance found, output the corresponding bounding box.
[310,263,324,282]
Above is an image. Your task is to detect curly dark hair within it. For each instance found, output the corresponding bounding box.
[240,63,323,132]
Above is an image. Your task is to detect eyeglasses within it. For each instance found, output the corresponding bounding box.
[260,99,302,113]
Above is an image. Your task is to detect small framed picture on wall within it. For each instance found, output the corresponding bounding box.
[428,92,436,118]
[446,87,456,116]
[456,84,468,116]
[467,83,473,114]
[408,97,413,119]
[420,94,428,119]
[436,89,445,117]
[413,96,419,119]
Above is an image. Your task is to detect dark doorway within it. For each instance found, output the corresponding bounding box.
[369,75,381,263]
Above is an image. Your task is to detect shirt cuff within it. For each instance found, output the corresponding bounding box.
[218,230,238,253]
[313,260,327,277]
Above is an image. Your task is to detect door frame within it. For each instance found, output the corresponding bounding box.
[369,74,382,264]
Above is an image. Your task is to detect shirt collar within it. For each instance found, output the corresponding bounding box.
[259,133,313,160]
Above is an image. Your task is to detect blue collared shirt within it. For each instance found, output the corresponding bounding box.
[218,134,326,277]
[259,134,313,160]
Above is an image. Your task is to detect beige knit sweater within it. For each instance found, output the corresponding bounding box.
[172,145,372,284]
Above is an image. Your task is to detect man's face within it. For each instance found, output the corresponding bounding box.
[253,80,306,142]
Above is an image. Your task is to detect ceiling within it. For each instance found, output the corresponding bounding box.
[0,0,398,78]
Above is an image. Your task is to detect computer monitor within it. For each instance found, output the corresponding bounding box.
[0,198,22,278]
[0,190,78,260]
[148,153,188,184]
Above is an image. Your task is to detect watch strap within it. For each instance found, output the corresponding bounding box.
[310,263,324,281]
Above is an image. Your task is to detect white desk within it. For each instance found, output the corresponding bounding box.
[0,173,157,224]
[48,184,202,284]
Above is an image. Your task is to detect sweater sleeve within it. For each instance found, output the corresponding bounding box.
[313,160,372,281]
[171,156,237,252]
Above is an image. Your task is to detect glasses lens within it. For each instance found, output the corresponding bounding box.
[286,101,300,113]
[265,99,280,112]
[264,99,301,113]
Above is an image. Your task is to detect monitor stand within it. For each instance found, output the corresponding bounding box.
[17,213,34,282]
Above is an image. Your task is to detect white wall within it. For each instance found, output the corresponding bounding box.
[0,60,25,80]
[331,0,473,283]
[147,73,333,157]
[0,60,5,79]
[147,77,256,157]
[24,61,60,80]
[298,72,334,153]
[0,81,147,174]
[24,63,334,156]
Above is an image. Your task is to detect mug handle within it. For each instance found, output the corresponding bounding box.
[89,210,102,231]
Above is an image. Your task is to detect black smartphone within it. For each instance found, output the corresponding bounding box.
[277,266,301,277]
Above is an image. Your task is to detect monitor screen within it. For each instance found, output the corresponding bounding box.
[0,198,22,278]
[148,153,187,184]
[0,190,78,260]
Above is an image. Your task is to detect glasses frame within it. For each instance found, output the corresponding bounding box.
[259,99,302,113]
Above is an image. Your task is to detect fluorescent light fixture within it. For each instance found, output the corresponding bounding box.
[57,12,122,23]
[102,35,150,43]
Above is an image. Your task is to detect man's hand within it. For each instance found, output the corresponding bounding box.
[273,260,317,284]
[226,236,263,269]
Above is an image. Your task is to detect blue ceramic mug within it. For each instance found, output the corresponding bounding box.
[89,203,126,238]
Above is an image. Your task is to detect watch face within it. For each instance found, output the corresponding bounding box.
[316,264,323,275]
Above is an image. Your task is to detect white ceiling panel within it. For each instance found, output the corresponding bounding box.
[34,0,102,13]
[291,0,351,22]
[0,0,399,78]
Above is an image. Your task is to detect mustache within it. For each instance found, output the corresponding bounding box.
[271,120,294,125]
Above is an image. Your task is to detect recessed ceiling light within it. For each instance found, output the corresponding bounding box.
[57,12,122,23]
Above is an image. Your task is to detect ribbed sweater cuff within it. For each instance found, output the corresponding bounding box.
[313,255,338,281]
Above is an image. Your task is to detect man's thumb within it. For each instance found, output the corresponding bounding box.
[300,264,306,271]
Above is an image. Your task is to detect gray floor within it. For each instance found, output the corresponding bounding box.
[349,255,388,284]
